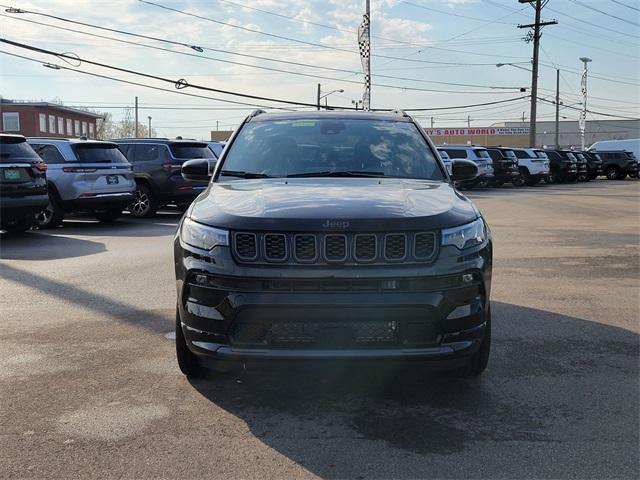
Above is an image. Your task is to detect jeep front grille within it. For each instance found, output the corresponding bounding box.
[231,231,437,265]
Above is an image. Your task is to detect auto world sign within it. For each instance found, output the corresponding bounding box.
[425,127,529,136]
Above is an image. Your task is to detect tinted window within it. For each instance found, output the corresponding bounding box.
[565,152,577,161]
[486,149,503,161]
[502,149,517,159]
[443,149,467,159]
[73,144,128,163]
[0,136,40,162]
[513,149,532,159]
[534,150,548,159]
[437,149,450,159]
[32,144,65,164]
[133,144,160,162]
[170,143,214,159]
[474,149,490,159]
[222,119,444,180]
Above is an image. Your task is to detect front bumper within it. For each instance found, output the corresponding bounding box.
[175,236,492,365]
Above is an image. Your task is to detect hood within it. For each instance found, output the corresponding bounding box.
[190,178,478,231]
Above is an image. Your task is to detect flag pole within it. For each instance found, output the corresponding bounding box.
[365,0,370,110]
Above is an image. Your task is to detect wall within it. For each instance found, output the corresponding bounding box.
[0,105,98,138]
[210,130,233,142]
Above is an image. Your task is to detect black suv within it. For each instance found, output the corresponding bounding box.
[593,150,639,180]
[544,149,579,183]
[484,147,521,186]
[576,151,603,181]
[0,134,48,232]
[174,111,492,379]
[114,138,215,217]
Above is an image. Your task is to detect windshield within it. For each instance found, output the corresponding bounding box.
[220,118,445,180]
[0,137,40,162]
[474,149,490,160]
[73,144,128,163]
[170,143,215,159]
[503,150,517,159]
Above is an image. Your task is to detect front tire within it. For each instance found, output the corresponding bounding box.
[175,307,203,377]
[128,183,157,218]
[37,193,64,229]
[605,166,620,180]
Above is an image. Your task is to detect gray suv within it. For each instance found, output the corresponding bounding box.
[27,138,135,227]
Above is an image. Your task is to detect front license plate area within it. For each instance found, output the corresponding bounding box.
[106,175,119,184]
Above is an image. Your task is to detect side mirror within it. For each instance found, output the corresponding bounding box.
[182,159,211,182]
[451,159,478,182]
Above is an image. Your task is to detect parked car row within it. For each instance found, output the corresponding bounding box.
[1,131,637,234]
[435,144,638,189]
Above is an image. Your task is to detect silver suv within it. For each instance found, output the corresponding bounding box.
[27,138,135,228]
[437,145,494,188]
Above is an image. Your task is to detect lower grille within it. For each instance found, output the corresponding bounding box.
[230,320,399,346]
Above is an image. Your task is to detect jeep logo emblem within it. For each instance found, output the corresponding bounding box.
[322,220,350,229]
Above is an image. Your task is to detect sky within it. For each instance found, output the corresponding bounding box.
[1,0,638,140]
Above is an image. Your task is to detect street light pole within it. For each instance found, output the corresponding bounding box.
[579,57,592,150]
[316,83,321,111]
[147,116,152,138]
[555,69,560,148]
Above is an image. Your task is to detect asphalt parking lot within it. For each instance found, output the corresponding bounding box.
[1,180,638,479]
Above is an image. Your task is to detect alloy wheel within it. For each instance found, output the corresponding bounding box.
[129,188,150,216]
[37,204,54,227]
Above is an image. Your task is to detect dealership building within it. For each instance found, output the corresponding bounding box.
[0,99,103,138]
[425,119,639,149]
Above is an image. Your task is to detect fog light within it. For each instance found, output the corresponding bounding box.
[461,273,474,284]
[195,274,208,285]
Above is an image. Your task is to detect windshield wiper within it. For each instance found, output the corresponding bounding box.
[220,170,272,179]
[286,170,385,178]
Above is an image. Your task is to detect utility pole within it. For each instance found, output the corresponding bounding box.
[467,115,471,128]
[316,83,321,111]
[134,96,139,138]
[579,57,592,150]
[518,0,557,148]
[147,116,152,138]
[430,117,434,128]
[555,69,560,148]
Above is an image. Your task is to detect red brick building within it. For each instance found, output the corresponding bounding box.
[0,100,103,139]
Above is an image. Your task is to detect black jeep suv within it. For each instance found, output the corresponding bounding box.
[0,134,48,232]
[174,111,492,379]
[114,138,215,217]
[593,150,639,180]
[544,149,579,183]
[484,147,521,186]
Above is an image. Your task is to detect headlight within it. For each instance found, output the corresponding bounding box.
[442,218,488,250]
[180,218,229,250]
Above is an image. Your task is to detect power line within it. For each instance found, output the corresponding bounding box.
[400,1,516,25]
[569,0,640,27]
[0,48,530,113]
[537,97,639,120]
[0,12,526,92]
[609,0,640,13]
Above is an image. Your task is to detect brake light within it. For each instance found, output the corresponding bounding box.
[33,162,48,172]
[62,167,97,173]
[162,162,183,170]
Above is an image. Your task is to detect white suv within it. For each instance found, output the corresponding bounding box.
[437,145,494,188]
[510,148,550,186]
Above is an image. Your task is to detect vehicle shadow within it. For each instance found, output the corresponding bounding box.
[53,211,182,238]
[187,302,639,479]
[0,263,173,333]
[0,231,106,260]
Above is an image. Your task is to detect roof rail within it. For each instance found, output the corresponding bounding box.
[391,109,409,117]
[248,109,266,118]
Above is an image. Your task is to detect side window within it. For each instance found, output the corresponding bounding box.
[117,144,132,159]
[444,149,467,159]
[133,144,160,162]
[32,144,66,164]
